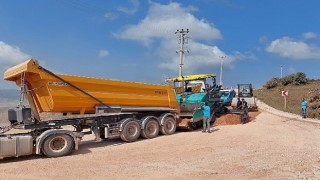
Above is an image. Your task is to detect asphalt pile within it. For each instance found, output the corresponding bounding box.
[214,111,261,126]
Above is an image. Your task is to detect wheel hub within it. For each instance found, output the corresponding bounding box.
[127,125,137,136]
[50,137,66,151]
[147,124,156,134]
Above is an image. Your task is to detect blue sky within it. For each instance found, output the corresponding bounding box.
[0,0,319,89]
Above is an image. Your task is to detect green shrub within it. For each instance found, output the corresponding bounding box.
[263,72,308,89]
[292,72,308,85]
[263,77,280,89]
[280,74,295,85]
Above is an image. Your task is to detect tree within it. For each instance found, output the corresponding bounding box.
[263,72,308,89]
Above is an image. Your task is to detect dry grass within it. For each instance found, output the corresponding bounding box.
[254,80,320,118]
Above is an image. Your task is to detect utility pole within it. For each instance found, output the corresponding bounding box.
[280,65,283,79]
[175,29,189,78]
[219,55,226,86]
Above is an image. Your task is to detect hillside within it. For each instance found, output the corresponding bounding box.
[254,80,320,119]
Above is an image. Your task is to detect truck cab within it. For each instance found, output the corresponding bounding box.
[220,89,236,106]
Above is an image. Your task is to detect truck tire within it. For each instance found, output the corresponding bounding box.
[160,116,176,135]
[141,119,159,139]
[120,121,141,142]
[42,134,74,158]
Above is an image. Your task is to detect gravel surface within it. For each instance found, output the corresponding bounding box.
[1,102,320,179]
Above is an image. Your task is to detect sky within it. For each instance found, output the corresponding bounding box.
[0,0,320,90]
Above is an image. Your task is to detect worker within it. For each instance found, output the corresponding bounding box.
[240,98,249,123]
[241,98,248,110]
[301,98,308,118]
[236,98,242,109]
[201,102,212,133]
[210,78,220,92]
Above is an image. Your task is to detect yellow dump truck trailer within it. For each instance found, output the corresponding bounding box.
[4,59,178,114]
[0,59,178,159]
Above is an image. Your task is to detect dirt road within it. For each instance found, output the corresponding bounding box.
[1,109,320,179]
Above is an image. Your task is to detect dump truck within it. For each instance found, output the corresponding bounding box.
[166,74,227,129]
[0,59,179,159]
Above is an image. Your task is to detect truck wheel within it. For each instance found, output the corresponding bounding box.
[120,121,141,142]
[141,119,159,139]
[160,116,176,135]
[42,134,74,158]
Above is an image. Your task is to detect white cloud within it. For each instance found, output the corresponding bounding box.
[0,41,31,89]
[159,39,232,73]
[104,12,118,20]
[98,49,110,58]
[0,41,30,66]
[115,2,250,74]
[302,32,319,39]
[117,0,139,14]
[116,2,221,46]
[266,37,320,59]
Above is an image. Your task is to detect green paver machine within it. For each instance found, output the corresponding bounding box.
[166,74,227,129]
